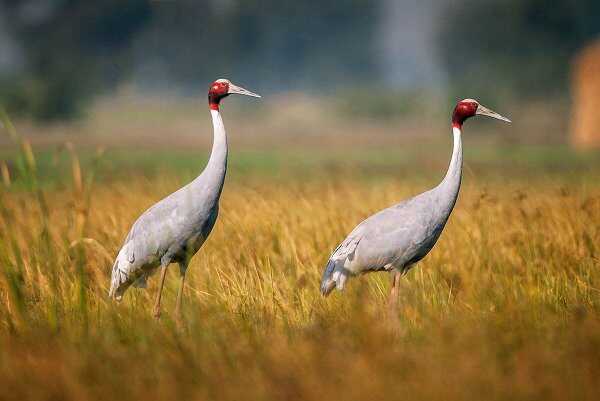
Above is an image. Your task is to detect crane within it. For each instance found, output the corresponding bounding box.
[320,99,510,305]
[109,79,260,319]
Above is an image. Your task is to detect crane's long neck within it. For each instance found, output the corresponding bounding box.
[207,109,228,176]
[436,126,462,211]
[192,109,228,197]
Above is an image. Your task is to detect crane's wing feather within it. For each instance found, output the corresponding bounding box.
[319,222,366,295]
[321,190,445,295]
[109,182,217,299]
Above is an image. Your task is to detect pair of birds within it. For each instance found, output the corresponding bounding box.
[109,78,510,319]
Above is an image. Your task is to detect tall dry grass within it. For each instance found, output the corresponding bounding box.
[1,111,600,401]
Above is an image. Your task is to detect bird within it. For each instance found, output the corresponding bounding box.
[109,78,260,319]
[320,98,510,305]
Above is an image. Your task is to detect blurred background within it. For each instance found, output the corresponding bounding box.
[4,3,600,399]
[1,0,600,173]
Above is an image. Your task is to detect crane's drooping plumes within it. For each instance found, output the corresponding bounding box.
[320,98,510,304]
[109,78,260,320]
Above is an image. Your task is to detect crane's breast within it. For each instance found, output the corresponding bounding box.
[169,203,220,263]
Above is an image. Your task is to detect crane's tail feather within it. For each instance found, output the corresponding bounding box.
[320,260,348,296]
[109,258,130,301]
[320,260,335,296]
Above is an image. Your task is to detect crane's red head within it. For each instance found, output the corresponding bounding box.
[452,99,479,128]
[452,98,511,128]
[208,78,261,110]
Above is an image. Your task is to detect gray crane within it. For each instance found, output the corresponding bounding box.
[109,79,260,319]
[320,99,510,304]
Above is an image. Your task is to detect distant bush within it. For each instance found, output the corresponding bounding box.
[438,0,600,102]
[334,88,440,121]
[0,0,151,121]
[0,0,378,121]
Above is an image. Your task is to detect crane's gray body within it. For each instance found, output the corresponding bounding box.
[109,110,227,300]
[321,127,463,293]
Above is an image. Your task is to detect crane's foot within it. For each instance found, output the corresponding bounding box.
[153,306,162,320]
[386,295,400,328]
[174,305,182,322]
[174,312,184,329]
[387,293,399,320]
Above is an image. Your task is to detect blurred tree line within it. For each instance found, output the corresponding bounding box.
[438,0,600,102]
[133,0,377,94]
[0,0,377,121]
[0,0,151,120]
[0,0,599,120]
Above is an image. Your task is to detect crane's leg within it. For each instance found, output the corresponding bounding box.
[174,262,188,322]
[153,263,169,319]
[388,271,402,310]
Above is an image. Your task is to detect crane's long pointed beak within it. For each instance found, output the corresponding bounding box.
[228,83,261,98]
[476,104,511,123]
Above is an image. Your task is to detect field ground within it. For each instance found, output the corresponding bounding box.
[1,98,600,400]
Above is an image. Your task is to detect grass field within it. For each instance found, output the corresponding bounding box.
[1,101,600,401]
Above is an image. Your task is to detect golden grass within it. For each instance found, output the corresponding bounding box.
[1,112,600,400]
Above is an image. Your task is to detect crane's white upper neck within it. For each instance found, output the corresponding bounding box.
[440,126,463,188]
[207,109,227,170]
[452,126,461,147]
[210,109,224,131]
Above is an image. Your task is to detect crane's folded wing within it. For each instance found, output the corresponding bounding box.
[329,194,435,274]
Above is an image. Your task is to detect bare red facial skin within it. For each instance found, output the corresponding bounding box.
[208,81,230,110]
[452,100,479,128]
